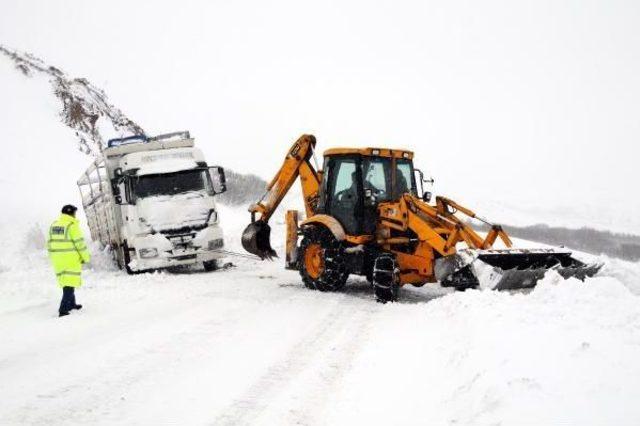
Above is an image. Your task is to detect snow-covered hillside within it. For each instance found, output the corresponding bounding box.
[2,43,640,425]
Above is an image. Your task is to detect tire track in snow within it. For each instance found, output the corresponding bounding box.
[280,306,375,425]
[3,302,250,426]
[213,298,374,425]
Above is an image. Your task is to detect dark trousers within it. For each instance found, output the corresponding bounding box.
[59,286,76,314]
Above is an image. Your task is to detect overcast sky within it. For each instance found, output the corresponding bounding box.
[2,0,638,230]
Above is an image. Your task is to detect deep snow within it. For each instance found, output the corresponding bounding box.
[1,204,640,425]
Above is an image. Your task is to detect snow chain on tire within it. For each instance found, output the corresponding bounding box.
[298,226,349,292]
[372,254,400,303]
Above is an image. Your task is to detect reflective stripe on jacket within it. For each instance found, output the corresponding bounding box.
[47,213,91,287]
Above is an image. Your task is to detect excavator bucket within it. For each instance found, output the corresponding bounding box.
[242,220,278,260]
[435,248,603,290]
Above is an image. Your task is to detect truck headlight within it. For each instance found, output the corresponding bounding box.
[208,239,224,250]
[139,248,159,258]
[207,210,218,225]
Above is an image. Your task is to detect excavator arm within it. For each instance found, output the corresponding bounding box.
[381,194,513,257]
[243,134,322,259]
[434,196,513,249]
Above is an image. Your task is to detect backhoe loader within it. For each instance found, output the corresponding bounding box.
[242,134,601,301]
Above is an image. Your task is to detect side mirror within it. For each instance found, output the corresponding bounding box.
[422,191,432,203]
[209,166,227,194]
[112,176,131,205]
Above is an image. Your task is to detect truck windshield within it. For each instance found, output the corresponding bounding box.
[132,169,213,198]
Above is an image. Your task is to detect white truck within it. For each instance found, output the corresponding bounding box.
[77,131,227,273]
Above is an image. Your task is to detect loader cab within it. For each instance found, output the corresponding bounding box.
[318,148,417,235]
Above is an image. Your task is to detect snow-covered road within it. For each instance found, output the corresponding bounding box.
[2,228,640,425]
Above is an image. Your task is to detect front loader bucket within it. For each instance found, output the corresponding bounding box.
[242,221,278,260]
[435,248,603,291]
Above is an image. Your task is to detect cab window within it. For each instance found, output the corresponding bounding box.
[332,160,357,195]
[328,158,360,234]
[362,157,391,202]
[395,159,416,198]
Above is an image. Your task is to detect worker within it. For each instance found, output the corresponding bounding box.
[47,204,91,317]
[346,171,360,200]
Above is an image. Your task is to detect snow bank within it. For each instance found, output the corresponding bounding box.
[600,256,640,296]
[327,272,640,425]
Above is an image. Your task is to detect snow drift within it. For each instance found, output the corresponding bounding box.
[1,205,640,425]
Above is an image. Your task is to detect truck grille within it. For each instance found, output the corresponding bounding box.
[165,232,196,250]
[209,238,224,249]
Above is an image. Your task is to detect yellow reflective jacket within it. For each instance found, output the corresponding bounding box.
[47,213,91,287]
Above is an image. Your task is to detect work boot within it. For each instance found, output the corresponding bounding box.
[73,304,83,310]
[59,311,70,317]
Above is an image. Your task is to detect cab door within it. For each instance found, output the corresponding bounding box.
[322,156,362,235]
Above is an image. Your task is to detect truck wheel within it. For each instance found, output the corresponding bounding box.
[113,244,124,270]
[121,241,135,275]
[203,259,219,272]
[111,243,122,269]
[298,226,348,292]
[372,254,400,303]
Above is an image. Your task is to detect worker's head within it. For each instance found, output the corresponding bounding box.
[61,204,78,217]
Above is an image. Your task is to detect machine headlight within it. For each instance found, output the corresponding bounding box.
[208,239,224,250]
[139,248,159,258]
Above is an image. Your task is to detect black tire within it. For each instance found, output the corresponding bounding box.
[298,226,349,292]
[113,243,124,270]
[122,241,136,275]
[111,242,121,269]
[365,267,374,286]
[203,259,219,272]
[372,254,400,303]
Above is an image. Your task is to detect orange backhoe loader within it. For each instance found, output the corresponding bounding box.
[242,134,601,301]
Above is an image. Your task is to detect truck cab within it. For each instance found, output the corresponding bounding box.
[78,132,227,273]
